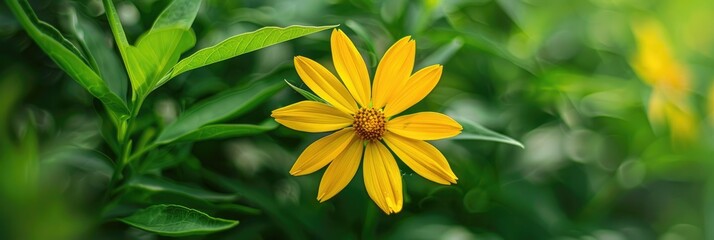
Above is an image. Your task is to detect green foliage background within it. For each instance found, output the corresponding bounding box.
[1,0,714,239]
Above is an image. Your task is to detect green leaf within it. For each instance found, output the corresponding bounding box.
[175,119,278,142]
[452,117,524,148]
[126,176,237,202]
[152,0,201,30]
[102,0,196,96]
[119,204,238,236]
[102,0,131,80]
[7,0,129,116]
[285,79,326,103]
[64,6,128,101]
[155,81,284,144]
[161,25,338,85]
[126,28,196,95]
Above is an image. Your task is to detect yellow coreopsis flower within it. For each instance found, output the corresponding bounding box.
[272,29,462,214]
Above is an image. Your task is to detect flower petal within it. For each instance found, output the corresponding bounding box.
[383,65,442,117]
[317,136,364,202]
[383,132,457,185]
[386,112,462,140]
[294,56,358,114]
[331,29,371,108]
[363,141,403,214]
[272,101,354,133]
[372,36,416,109]
[290,128,355,175]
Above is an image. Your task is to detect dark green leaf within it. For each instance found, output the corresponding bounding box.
[8,0,129,116]
[452,117,524,148]
[285,79,326,103]
[126,176,237,202]
[119,204,238,236]
[175,119,278,142]
[155,81,284,144]
[162,25,338,84]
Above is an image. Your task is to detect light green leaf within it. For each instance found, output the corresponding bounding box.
[175,119,278,142]
[64,6,128,101]
[7,0,129,116]
[103,0,196,96]
[452,117,524,148]
[284,79,326,103]
[126,176,237,202]
[161,25,338,85]
[126,28,195,95]
[102,0,131,77]
[119,204,238,236]
[152,0,201,30]
[155,81,284,144]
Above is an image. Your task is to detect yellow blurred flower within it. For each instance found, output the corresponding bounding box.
[272,29,462,214]
[631,18,697,143]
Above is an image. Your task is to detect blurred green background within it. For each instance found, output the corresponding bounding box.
[2,0,714,239]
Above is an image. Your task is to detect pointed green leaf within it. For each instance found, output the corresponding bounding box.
[102,0,131,75]
[161,25,337,85]
[152,0,201,30]
[64,6,128,101]
[119,204,238,236]
[285,79,326,103]
[7,0,129,116]
[155,81,284,144]
[175,119,278,142]
[126,176,237,202]
[452,117,524,148]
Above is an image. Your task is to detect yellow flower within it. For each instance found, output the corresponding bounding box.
[271,29,462,214]
[630,18,697,143]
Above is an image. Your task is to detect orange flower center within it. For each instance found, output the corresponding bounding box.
[353,107,386,141]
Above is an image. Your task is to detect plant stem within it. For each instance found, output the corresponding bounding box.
[100,93,145,209]
[361,203,378,239]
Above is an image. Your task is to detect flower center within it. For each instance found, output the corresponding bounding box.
[353,107,386,141]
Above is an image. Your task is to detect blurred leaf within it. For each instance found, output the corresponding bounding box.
[64,6,128,101]
[152,0,201,31]
[43,147,114,177]
[175,119,278,142]
[417,37,464,69]
[155,81,283,144]
[452,117,524,148]
[126,28,195,95]
[202,170,308,239]
[119,204,238,236]
[126,176,236,202]
[344,20,378,66]
[135,144,193,173]
[285,79,326,103]
[162,25,338,84]
[463,187,490,213]
[8,0,130,116]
